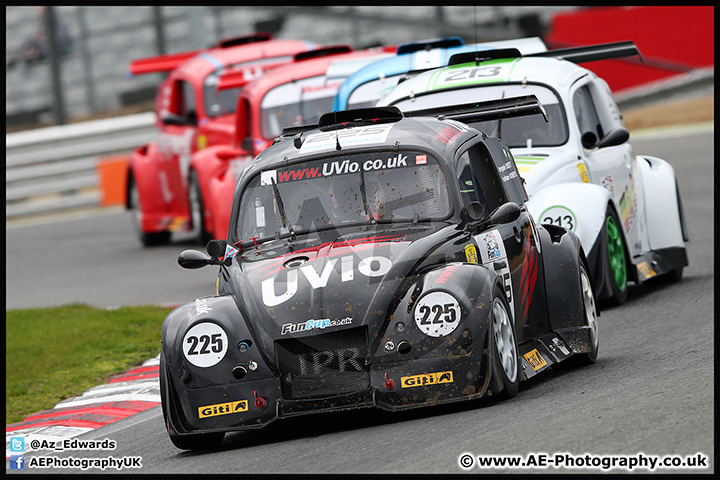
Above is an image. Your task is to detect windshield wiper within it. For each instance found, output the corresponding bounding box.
[358,166,374,224]
[270,177,296,240]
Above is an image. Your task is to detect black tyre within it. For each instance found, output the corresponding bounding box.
[558,262,599,368]
[188,170,212,246]
[129,176,170,247]
[159,352,224,450]
[491,285,520,399]
[602,204,628,306]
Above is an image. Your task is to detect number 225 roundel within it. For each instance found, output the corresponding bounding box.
[182,322,228,367]
[414,291,461,337]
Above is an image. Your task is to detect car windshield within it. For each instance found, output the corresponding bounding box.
[235,150,451,244]
[392,84,568,148]
[203,56,294,118]
[260,75,344,139]
[346,74,407,110]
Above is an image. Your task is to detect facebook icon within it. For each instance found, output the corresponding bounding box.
[10,455,25,470]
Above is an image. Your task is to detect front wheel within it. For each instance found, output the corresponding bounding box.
[188,170,212,246]
[603,204,628,306]
[491,287,519,399]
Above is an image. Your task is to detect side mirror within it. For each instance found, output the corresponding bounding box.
[216,146,243,161]
[488,202,521,225]
[178,250,214,269]
[596,127,629,149]
[161,113,187,126]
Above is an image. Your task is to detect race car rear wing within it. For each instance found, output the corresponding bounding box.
[396,37,464,55]
[216,45,354,91]
[527,40,643,64]
[448,40,642,67]
[403,94,548,124]
[279,95,547,149]
[128,33,275,76]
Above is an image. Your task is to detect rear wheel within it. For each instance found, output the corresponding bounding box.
[188,170,212,246]
[491,287,519,399]
[603,205,628,306]
[129,176,170,247]
[159,352,224,450]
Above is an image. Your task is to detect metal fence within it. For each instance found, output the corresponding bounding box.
[5,6,576,129]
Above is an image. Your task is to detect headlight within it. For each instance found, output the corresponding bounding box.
[413,291,461,337]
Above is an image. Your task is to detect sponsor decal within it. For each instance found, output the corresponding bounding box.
[498,160,518,183]
[299,124,393,154]
[524,349,547,371]
[224,244,239,260]
[414,291,461,337]
[182,322,228,368]
[401,370,454,388]
[601,175,615,198]
[475,229,505,263]
[296,346,365,375]
[415,154,427,165]
[517,232,539,324]
[197,134,208,150]
[464,244,479,264]
[636,261,657,280]
[474,229,514,319]
[577,162,590,183]
[539,205,577,232]
[195,298,213,315]
[434,264,461,284]
[262,255,392,306]
[281,317,353,335]
[198,400,249,419]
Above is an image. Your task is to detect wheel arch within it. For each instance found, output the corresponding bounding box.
[636,155,686,250]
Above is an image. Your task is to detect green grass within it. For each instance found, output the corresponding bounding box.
[5,303,172,425]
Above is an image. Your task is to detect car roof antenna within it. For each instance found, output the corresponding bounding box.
[334,110,342,150]
[473,6,480,66]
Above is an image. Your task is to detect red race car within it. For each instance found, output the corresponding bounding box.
[125,33,316,246]
[190,45,396,241]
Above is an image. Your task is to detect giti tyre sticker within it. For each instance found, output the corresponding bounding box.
[539,205,577,232]
[414,291,461,337]
[474,229,514,318]
[182,322,228,368]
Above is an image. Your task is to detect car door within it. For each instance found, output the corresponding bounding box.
[461,140,539,340]
[571,80,641,256]
[157,78,198,216]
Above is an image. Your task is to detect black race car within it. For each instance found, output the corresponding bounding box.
[160,95,599,450]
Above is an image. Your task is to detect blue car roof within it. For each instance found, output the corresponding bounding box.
[332,37,547,111]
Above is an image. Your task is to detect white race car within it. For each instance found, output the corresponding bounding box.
[377,41,688,305]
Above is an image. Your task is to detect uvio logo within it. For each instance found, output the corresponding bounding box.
[262,255,392,306]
